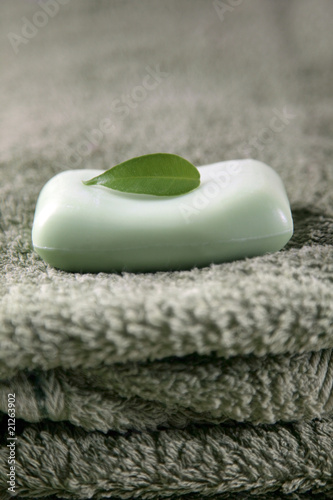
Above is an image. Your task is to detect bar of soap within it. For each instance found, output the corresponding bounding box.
[32,159,293,272]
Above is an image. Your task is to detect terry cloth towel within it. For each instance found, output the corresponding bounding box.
[1,0,333,498]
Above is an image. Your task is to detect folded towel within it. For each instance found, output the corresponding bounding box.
[0,1,332,498]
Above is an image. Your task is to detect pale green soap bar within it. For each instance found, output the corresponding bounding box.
[32,160,293,272]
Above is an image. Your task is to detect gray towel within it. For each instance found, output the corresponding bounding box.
[0,1,332,498]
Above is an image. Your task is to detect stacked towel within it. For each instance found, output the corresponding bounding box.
[0,1,332,498]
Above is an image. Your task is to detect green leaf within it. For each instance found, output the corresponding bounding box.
[82,153,200,196]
